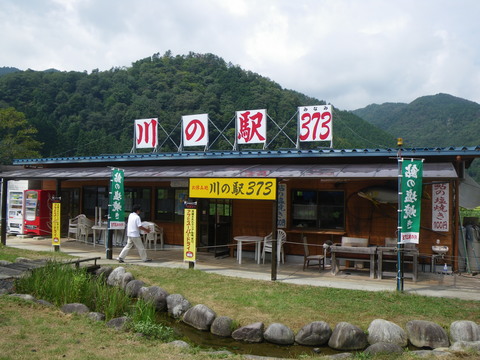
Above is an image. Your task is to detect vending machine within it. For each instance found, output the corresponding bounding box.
[7,190,25,234]
[23,189,56,237]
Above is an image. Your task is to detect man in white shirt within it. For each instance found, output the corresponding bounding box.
[117,204,152,263]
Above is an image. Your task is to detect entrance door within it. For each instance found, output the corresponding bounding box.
[198,199,232,258]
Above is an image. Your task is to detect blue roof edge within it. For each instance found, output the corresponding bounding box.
[12,146,480,165]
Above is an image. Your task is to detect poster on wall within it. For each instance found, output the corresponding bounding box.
[400,159,423,244]
[182,114,209,147]
[298,105,333,142]
[432,183,449,232]
[135,118,158,149]
[236,109,267,145]
[109,168,125,230]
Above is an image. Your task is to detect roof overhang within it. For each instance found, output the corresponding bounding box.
[1,163,458,181]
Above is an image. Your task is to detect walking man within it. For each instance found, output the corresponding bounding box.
[117,204,152,263]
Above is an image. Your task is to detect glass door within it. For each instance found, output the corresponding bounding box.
[198,199,232,258]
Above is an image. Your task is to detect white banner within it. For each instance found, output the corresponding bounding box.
[182,114,209,147]
[135,118,158,149]
[236,109,267,145]
[298,105,333,142]
[432,183,449,232]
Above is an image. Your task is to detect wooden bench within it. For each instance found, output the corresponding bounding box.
[377,247,418,282]
[62,257,102,269]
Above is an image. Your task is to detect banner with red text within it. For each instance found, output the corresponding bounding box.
[135,118,158,149]
[236,109,267,145]
[182,114,209,147]
[298,105,333,142]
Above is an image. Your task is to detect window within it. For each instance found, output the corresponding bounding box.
[82,186,108,218]
[124,187,151,221]
[291,190,345,229]
[156,188,188,222]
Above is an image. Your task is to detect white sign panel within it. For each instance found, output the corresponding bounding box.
[135,118,158,149]
[432,183,449,232]
[298,105,333,142]
[236,109,267,145]
[182,114,209,147]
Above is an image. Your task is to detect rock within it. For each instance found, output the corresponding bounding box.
[182,304,216,331]
[60,303,90,314]
[140,286,169,311]
[9,294,36,302]
[328,322,368,351]
[232,322,264,343]
[295,321,332,346]
[364,342,404,355]
[168,340,191,349]
[211,316,234,337]
[107,267,125,287]
[15,257,32,263]
[36,299,54,306]
[106,316,130,330]
[323,353,353,359]
[124,279,145,298]
[94,266,113,281]
[121,272,135,290]
[367,319,408,346]
[450,320,480,342]
[406,320,450,349]
[450,340,480,352]
[167,294,191,318]
[88,312,106,321]
[410,349,452,357]
[264,323,295,345]
[0,260,12,266]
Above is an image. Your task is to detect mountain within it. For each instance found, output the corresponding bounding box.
[352,93,480,181]
[0,67,21,76]
[352,93,480,148]
[0,52,395,159]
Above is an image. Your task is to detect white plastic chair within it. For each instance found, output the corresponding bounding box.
[141,222,164,250]
[262,229,287,264]
[77,216,94,244]
[67,215,83,240]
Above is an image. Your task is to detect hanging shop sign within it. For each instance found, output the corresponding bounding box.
[400,159,423,244]
[109,168,125,230]
[432,183,449,232]
[189,178,277,200]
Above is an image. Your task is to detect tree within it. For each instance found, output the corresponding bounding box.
[0,107,42,164]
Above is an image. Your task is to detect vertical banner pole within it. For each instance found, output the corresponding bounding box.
[397,157,404,292]
[51,197,61,252]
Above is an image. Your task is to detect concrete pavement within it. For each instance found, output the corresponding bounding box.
[3,235,480,301]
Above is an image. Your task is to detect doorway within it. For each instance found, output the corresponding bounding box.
[198,199,232,258]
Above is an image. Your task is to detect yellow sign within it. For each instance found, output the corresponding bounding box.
[51,202,61,246]
[183,208,197,262]
[189,178,277,200]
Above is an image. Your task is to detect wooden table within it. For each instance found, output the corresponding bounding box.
[377,246,418,282]
[233,236,264,265]
[330,246,377,279]
[286,228,346,242]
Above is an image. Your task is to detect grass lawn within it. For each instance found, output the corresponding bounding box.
[1,245,479,359]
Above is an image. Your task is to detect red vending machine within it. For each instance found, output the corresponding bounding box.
[23,190,56,237]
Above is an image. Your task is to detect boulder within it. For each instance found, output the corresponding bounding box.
[0,260,12,266]
[406,320,450,349]
[88,312,106,321]
[168,340,191,349]
[8,293,36,302]
[121,272,135,290]
[182,304,216,331]
[450,340,480,352]
[140,286,169,311]
[328,322,368,351]
[364,342,404,355]
[124,279,145,298]
[232,322,265,343]
[106,316,130,330]
[61,303,90,314]
[94,266,113,281]
[367,319,408,347]
[450,320,480,342]
[167,294,191,318]
[295,321,332,346]
[36,299,54,307]
[107,267,126,287]
[264,323,295,345]
[211,316,235,337]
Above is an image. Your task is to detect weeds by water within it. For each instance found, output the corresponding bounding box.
[14,260,175,341]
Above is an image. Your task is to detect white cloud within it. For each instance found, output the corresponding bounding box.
[1,0,480,110]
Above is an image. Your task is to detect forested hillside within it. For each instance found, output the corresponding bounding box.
[352,93,480,180]
[0,52,395,161]
[352,93,480,148]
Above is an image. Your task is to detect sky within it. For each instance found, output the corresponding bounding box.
[1,0,480,110]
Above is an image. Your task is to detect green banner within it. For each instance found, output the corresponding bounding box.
[109,168,125,230]
[400,159,423,244]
